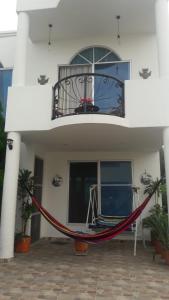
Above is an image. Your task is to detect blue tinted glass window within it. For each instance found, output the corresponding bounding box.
[70,47,121,65]
[95,62,130,81]
[94,47,110,62]
[100,161,132,216]
[94,63,129,113]
[0,69,12,116]
[71,55,88,65]
[101,161,132,184]
[101,186,132,216]
[79,48,93,63]
[99,52,120,62]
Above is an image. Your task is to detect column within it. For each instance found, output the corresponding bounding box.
[0,12,29,259]
[0,132,21,259]
[155,0,169,219]
[12,12,29,86]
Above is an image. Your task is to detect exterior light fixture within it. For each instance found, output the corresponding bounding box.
[116,15,121,44]
[52,175,63,187]
[48,24,53,46]
[140,170,152,185]
[7,138,13,150]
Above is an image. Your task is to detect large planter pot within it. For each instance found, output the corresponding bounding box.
[161,249,169,265]
[153,240,163,255]
[74,240,88,255]
[15,236,31,253]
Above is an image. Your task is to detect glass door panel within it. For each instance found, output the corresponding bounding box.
[69,162,97,223]
[100,161,132,217]
[94,62,129,113]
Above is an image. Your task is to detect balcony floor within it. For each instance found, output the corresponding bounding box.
[0,239,169,299]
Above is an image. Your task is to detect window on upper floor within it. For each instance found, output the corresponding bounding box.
[54,47,129,118]
[70,46,130,81]
[0,68,13,117]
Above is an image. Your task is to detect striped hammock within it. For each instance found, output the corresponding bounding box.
[28,179,161,243]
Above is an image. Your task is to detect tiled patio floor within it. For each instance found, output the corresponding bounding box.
[0,239,169,300]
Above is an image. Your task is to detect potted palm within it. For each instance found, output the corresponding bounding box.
[15,169,35,253]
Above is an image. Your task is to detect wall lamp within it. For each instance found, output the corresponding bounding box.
[7,138,13,150]
[52,175,63,187]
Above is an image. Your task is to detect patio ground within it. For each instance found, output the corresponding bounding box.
[0,239,169,300]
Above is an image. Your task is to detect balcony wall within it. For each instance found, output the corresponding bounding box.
[5,78,169,132]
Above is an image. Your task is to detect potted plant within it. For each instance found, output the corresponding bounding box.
[15,169,35,253]
[74,240,89,255]
[143,202,169,259]
[143,204,164,253]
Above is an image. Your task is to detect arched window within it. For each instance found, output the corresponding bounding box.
[70,46,121,65]
[59,46,129,82]
[58,46,129,115]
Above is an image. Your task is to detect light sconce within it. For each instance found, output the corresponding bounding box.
[140,170,152,185]
[48,24,53,46]
[116,15,121,43]
[52,175,63,187]
[7,138,13,150]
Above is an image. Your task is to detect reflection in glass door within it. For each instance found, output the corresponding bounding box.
[100,161,132,217]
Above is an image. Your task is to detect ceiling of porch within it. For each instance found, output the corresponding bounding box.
[21,124,163,152]
[28,0,155,42]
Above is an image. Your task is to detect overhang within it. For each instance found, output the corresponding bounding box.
[25,0,155,42]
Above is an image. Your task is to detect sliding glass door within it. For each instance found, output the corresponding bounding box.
[100,161,132,217]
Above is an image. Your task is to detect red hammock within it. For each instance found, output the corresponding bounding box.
[28,180,161,243]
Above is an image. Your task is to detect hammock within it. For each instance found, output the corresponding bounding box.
[27,179,161,243]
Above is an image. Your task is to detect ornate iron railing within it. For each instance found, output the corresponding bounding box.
[52,73,124,119]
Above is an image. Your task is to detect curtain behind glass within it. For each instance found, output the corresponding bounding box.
[58,65,92,115]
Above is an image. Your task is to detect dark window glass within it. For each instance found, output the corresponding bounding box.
[70,47,121,65]
[69,162,97,223]
[71,55,89,65]
[0,69,12,116]
[80,48,93,63]
[99,52,120,62]
[100,161,132,217]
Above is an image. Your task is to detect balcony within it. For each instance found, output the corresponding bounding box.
[52,73,124,120]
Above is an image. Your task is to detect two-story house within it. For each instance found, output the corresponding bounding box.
[1,0,169,260]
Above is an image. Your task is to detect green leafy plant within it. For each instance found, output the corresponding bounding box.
[143,204,169,249]
[18,169,35,236]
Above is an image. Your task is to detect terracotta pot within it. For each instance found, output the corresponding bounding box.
[74,240,88,255]
[15,236,31,253]
[154,240,163,254]
[162,249,169,265]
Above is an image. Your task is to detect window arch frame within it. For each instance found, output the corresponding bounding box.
[70,46,122,66]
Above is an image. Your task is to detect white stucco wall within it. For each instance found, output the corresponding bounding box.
[5,76,169,131]
[40,151,160,239]
[26,34,158,86]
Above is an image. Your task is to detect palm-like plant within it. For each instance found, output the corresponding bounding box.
[18,169,35,236]
[143,204,169,249]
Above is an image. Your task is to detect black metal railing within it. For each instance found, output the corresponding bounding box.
[52,73,124,119]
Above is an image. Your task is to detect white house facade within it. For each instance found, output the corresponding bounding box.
[1,0,169,259]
